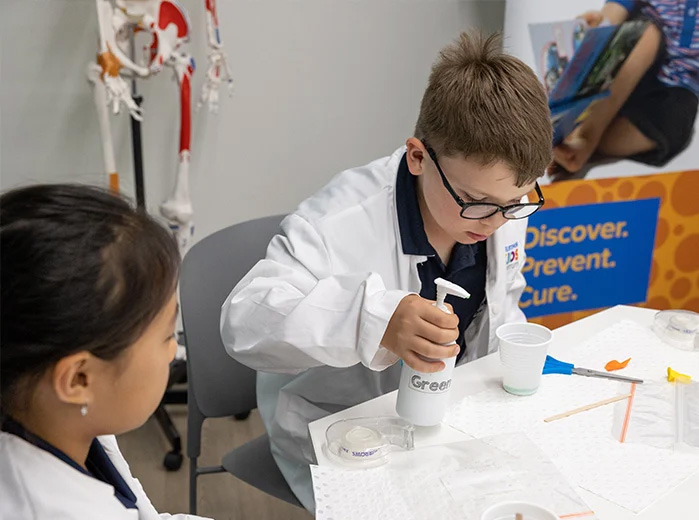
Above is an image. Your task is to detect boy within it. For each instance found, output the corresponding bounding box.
[221,31,552,511]
[554,0,698,173]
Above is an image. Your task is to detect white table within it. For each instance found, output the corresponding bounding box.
[309,305,698,519]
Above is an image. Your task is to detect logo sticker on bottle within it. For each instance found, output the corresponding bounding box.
[409,374,452,394]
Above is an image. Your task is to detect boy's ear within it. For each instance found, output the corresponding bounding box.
[405,138,428,177]
[52,352,94,407]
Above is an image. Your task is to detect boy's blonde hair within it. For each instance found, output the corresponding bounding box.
[415,31,552,186]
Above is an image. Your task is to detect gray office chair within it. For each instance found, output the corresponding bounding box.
[179,215,303,514]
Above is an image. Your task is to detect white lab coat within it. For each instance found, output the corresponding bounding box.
[220,146,528,510]
[0,431,211,520]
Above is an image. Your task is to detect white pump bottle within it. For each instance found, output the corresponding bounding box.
[395,278,470,426]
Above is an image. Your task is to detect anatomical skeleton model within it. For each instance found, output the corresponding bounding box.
[87,0,232,253]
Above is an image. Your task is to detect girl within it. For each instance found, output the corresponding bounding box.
[0,184,211,519]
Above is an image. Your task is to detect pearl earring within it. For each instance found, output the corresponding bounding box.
[80,404,88,417]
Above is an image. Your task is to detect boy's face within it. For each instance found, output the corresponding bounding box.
[406,138,537,246]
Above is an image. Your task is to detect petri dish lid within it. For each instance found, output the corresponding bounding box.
[653,310,699,351]
[324,416,415,468]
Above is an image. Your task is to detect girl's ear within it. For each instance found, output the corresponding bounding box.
[51,352,95,409]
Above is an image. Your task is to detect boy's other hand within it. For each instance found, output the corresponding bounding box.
[579,3,630,26]
[578,10,605,27]
[380,294,460,373]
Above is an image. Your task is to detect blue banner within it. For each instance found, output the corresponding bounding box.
[520,198,660,318]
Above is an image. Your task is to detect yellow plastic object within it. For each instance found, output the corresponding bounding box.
[667,367,692,384]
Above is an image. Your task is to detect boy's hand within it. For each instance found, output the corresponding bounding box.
[381,294,460,373]
[578,10,605,27]
[578,3,629,27]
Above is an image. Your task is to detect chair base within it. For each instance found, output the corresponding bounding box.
[154,405,183,471]
[154,358,188,471]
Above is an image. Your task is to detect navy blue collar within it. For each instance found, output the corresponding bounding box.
[395,153,479,272]
[2,417,138,510]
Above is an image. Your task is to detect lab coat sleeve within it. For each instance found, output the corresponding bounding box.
[221,213,408,373]
[98,435,213,520]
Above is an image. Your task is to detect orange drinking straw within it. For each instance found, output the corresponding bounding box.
[619,382,637,443]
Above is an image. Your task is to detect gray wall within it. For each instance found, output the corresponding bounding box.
[1,0,505,242]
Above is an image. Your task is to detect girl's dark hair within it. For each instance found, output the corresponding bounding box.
[1,184,181,414]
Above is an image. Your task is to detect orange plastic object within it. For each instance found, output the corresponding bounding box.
[605,358,631,372]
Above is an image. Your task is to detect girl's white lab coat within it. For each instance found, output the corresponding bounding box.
[220,147,529,510]
[0,431,210,520]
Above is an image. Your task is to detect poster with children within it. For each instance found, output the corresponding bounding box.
[508,0,698,184]
[505,0,699,325]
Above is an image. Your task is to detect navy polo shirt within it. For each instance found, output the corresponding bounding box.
[395,153,487,361]
[2,417,138,510]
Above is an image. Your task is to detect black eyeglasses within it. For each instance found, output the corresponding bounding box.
[425,146,545,220]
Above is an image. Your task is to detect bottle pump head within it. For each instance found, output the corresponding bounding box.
[434,277,470,313]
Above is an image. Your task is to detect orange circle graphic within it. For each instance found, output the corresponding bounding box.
[636,181,666,201]
[671,172,699,217]
[671,278,691,299]
[617,181,634,198]
[675,235,699,273]
[655,218,669,248]
[566,185,598,206]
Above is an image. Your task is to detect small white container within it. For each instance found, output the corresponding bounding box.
[497,322,552,396]
[480,501,559,520]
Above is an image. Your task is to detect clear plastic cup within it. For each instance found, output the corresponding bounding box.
[497,322,553,396]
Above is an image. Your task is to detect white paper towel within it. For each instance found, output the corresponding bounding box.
[444,320,699,513]
[311,433,595,520]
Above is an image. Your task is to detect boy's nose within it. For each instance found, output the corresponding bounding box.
[479,211,506,227]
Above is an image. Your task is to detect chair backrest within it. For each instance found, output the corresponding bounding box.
[179,215,284,419]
